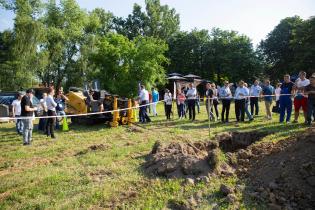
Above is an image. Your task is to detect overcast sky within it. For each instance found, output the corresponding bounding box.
[1,0,314,45]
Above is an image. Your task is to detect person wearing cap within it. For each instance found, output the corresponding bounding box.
[20,89,37,145]
[250,80,262,117]
[219,81,232,123]
[293,71,309,123]
[305,75,315,126]
[12,93,24,135]
[46,87,57,138]
[186,83,197,120]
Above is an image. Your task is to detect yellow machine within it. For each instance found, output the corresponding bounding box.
[65,88,135,126]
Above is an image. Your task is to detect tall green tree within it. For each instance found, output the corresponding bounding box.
[258,16,304,78]
[113,0,180,40]
[91,33,168,97]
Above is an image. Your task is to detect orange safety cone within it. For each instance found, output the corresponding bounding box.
[62,117,69,132]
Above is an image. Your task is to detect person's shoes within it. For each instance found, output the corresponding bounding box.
[286,121,291,124]
[249,118,254,122]
[292,120,298,123]
[23,142,28,146]
[51,136,57,139]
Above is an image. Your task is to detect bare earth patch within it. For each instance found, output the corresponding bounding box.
[236,128,315,210]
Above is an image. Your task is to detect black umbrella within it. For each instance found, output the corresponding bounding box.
[183,74,201,79]
[168,73,183,77]
[167,76,187,81]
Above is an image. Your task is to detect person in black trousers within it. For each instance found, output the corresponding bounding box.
[164,89,173,120]
[46,88,57,138]
[234,81,249,122]
[219,81,232,123]
[186,83,197,120]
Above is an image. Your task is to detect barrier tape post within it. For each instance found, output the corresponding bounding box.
[110,97,119,127]
[127,99,132,125]
[207,97,211,139]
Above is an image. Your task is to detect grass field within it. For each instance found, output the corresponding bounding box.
[0,102,309,209]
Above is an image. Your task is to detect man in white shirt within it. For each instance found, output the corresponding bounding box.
[138,85,151,123]
[186,83,197,120]
[12,93,23,135]
[293,71,310,123]
[250,80,262,116]
[235,80,250,122]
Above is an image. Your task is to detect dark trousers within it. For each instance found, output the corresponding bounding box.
[187,99,196,120]
[46,110,56,138]
[221,99,231,122]
[235,99,246,122]
[250,97,259,115]
[211,100,219,118]
[307,98,315,123]
[165,104,172,119]
[279,97,292,123]
[140,101,151,123]
[38,111,47,132]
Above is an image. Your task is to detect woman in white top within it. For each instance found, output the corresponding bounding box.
[164,89,172,120]
[46,88,57,139]
[186,83,197,120]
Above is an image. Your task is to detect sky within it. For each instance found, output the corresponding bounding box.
[1,0,314,46]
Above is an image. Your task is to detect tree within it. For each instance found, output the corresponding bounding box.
[91,33,168,97]
[113,0,180,40]
[258,16,304,78]
[292,16,315,74]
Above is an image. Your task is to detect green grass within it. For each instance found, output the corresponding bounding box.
[0,102,308,209]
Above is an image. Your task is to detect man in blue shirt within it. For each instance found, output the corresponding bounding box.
[250,80,262,116]
[262,80,275,120]
[151,88,159,116]
[279,74,295,123]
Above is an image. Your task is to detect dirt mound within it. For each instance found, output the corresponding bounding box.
[238,129,315,209]
[144,140,219,178]
[216,131,268,152]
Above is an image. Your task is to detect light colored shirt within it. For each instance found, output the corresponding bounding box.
[275,87,281,101]
[164,93,172,105]
[46,95,57,111]
[11,99,21,116]
[219,86,232,99]
[139,89,149,102]
[250,85,262,97]
[235,87,249,100]
[295,78,310,97]
[39,98,47,112]
[186,88,197,100]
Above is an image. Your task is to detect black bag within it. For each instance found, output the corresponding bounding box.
[272,105,280,113]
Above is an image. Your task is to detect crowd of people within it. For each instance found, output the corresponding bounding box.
[11,87,68,145]
[137,72,315,127]
[10,72,315,145]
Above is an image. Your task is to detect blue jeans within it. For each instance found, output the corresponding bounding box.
[245,102,253,120]
[179,103,185,118]
[56,110,66,129]
[279,97,292,123]
[15,115,23,134]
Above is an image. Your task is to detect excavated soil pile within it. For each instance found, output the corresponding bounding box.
[144,131,267,179]
[237,129,315,210]
[217,131,268,152]
[144,140,219,178]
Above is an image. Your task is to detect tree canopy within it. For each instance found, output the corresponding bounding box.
[0,0,314,94]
